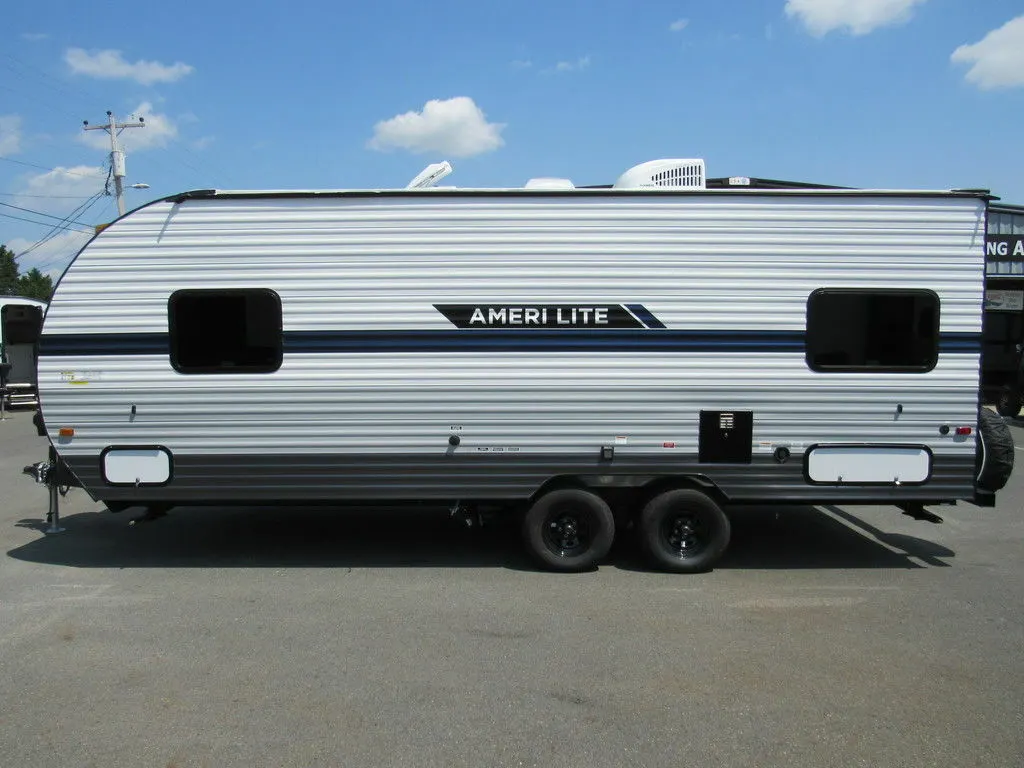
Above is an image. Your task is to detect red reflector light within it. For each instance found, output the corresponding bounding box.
[956,426,972,436]
[58,427,75,437]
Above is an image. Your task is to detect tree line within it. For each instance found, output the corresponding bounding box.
[0,244,53,302]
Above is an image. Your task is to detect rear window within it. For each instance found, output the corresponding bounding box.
[806,289,939,372]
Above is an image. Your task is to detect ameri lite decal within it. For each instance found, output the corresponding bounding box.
[433,303,667,329]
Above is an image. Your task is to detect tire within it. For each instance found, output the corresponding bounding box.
[977,409,1014,492]
[638,489,730,573]
[997,386,1022,418]
[522,489,615,572]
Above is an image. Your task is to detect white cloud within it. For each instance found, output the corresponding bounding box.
[785,0,927,36]
[951,15,1024,90]
[368,97,505,158]
[0,115,22,156]
[8,230,93,278]
[21,32,49,42]
[511,59,533,69]
[78,102,178,152]
[555,55,591,72]
[65,48,194,85]
[191,136,215,150]
[669,19,689,32]
[14,166,106,214]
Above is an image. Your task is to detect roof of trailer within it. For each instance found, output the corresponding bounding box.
[168,187,994,202]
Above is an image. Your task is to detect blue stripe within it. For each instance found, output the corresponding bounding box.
[39,329,981,356]
[285,329,804,353]
[938,333,981,353]
[40,333,167,356]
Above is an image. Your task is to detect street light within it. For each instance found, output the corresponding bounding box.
[130,183,150,190]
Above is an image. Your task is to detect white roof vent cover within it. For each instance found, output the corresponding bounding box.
[524,177,575,190]
[613,159,706,190]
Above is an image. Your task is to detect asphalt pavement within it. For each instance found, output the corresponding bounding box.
[1,408,1022,767]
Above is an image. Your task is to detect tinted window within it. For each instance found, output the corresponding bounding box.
[806,289,939,372]
[169,289,282,374]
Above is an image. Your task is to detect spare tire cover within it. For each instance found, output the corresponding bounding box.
[978,409,1014,492]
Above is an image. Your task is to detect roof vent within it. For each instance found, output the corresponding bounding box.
[613,159,706,190]
[406,161,453,189]
[524,177,575,190]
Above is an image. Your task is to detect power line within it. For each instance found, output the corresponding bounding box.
[14,191,106,260]
[0,200,100,227]
[0,192,96,199]
[31,247,89,275]
[19,199,117,275]
[0,155,104,177]
[0,210,92,232]
[29,215,108,273]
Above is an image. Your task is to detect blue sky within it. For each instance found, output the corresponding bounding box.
[2,0,1023,276]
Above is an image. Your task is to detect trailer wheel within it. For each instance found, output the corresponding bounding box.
[996,386,1022,418]
[638,489,730,573]
[977,409,1014,492]
[522,489,615,572]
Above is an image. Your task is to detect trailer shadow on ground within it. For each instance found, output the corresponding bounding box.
[7,500,954,572]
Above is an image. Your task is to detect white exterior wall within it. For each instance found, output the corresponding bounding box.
[38,192,986,466]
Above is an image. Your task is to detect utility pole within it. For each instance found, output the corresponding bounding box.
[83,111,145,217]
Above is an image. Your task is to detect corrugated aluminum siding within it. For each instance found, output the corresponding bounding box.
[38,193,985,497]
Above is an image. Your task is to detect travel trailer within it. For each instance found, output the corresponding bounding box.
[23,159,1014,572]
[1,296,46,409]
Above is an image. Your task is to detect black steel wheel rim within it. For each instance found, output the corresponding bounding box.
[660,512,708,559]
[541,506,592,558]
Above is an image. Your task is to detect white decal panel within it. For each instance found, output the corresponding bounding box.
[807,446,930,484]
[102,448,171,485]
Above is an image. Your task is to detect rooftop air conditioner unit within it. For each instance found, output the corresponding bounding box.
[613,159,706,190]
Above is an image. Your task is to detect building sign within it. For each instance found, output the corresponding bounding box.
[986,235,1024,260]
[985,289,1024,312]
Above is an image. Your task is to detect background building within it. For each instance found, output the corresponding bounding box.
[983,203,1024,400]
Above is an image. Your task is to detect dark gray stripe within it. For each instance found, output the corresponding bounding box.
[64,453,978,506]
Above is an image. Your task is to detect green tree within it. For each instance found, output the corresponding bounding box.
[0,244,19,296]
[0,245,54,302]
[16,268,53,302]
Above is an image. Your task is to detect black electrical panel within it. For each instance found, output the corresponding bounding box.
[698,410,753,463]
